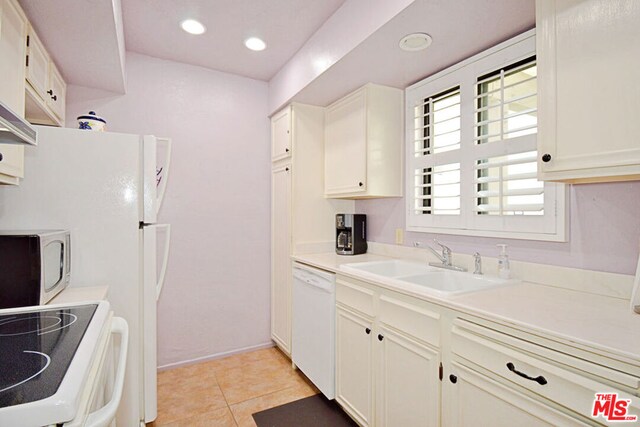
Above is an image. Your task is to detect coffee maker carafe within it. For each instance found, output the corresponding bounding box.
[336,214,367,255]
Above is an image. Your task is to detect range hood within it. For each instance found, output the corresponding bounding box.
[0,100,37,146]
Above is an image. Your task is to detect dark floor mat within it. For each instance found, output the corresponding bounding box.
[252,394,358,427]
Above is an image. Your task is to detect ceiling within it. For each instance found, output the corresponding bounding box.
[16,0,534,104]
[122,0,346,82]
[293,0,535,107]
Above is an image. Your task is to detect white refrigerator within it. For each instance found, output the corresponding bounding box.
[0,126,172,426]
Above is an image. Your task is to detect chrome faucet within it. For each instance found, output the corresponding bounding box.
[414,239,467,272]
[473,252,483,275]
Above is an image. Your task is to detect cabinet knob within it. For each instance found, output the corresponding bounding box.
[541,153,552,163]
[449,374,458,384]
[0,152,3,162]
[285,148,289,153]
[377,334,384,341]
[51,95,57,101]
[47,89,53,95]
[285,167,289,172]
[365,328,371,335]
[358,182,364,187]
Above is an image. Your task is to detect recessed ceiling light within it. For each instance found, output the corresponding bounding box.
[181,19,206,35]
[399,33,432,52]
[245,37,266,51]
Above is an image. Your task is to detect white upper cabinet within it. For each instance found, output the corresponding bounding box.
[271,106,291,161]
[25,28,49,102]
[0,0,27,186]
[536,0,640,183]
[25,24,66,126]
[324,84,403,199]
[0,0,27,115]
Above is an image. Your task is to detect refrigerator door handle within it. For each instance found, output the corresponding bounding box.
[155,138,172,216]
[155,224,171,300]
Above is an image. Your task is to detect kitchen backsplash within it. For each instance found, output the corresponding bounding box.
[357,181,640,275]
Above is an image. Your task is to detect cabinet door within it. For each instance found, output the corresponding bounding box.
[537,0,640,182]
[325,89,367,196]
[46,63,66,122]
[376,326,440,427]
[271,107,291,161]
[443,362,586,427]
[336,306,374,427]
[271,164,292,354]
[0,0,27,115]
[25,28,49,102]
[0,144,24,183]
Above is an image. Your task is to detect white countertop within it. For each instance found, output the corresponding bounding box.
[292,252,640,367]
[49,286,109,305]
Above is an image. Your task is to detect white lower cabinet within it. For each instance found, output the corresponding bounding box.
[336,307,374,426]
[335,277,441,427]
[335,274,640,427]
[443,362,584,427]
[376,325,439,427]
[271,163,292,353]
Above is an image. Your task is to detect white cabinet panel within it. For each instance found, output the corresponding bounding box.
[336,306,374,427]
[0,0,27,115]
[271,106,291,161]
[537,0,640,183]
[24,24,66,127]
[0,144,24,181]
[325,89,367,195]
[271,163,292,354]
[444,363,585,427]
[46,63,66,122]
[25,28,49,102]
[324,84,403,199]
[376,326,439,427]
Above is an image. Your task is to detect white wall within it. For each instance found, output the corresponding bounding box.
[66,52,272,367]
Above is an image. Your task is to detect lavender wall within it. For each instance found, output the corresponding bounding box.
[66,52,271,367]
[357,182,640,275]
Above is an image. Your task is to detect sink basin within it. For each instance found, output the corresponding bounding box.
[341,260,439,278]
[340,259,518,296]
[399,271,516,296]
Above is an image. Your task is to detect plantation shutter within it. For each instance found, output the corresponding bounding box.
[405,30,565,240]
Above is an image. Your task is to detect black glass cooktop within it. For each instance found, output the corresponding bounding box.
[0,304,97,408]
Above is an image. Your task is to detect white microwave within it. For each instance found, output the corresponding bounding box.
[0,230,71,308]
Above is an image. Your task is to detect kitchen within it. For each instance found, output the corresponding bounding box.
[0,0,639,426]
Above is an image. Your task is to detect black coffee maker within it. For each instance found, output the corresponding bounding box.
[336,214,367,255]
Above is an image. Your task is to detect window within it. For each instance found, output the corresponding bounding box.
[406,30,565,241]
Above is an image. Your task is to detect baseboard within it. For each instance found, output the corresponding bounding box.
[158,341,275,371]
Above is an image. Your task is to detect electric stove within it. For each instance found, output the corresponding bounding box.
[0,301,111,426]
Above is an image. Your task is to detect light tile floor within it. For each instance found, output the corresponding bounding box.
[148,346,319,427]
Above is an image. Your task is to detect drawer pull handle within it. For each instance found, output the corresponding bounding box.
[506,362,547,385]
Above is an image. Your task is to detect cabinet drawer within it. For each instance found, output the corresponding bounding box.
[379,294,440,348]
[451,319,640,422]
[336,279,375,318]
[0,144,24,179]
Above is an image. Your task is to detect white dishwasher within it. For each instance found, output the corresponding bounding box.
[292,262,336,399]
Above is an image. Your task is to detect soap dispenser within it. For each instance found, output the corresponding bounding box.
[496,244,511,279]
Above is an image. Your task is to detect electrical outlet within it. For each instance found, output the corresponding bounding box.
[395,228,404,245]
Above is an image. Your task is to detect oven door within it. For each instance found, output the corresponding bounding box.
[40,232,71,304]
[63,316,129,427]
